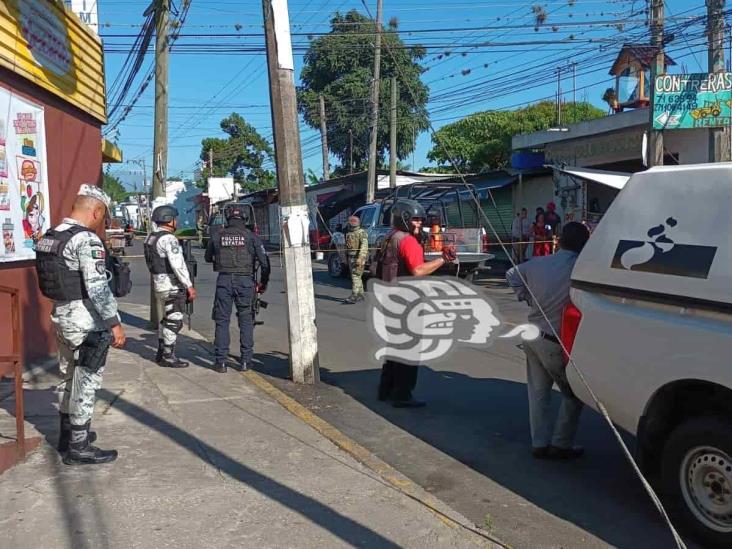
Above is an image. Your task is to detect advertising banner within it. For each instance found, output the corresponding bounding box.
[0,87,51,263]
[653,73,732,129]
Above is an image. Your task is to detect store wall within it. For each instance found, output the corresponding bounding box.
[0,68,102,365]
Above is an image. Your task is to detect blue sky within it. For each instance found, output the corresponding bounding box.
[99,1,713,190]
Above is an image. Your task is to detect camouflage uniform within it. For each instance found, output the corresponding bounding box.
[148,231,193,347]
[345,225,369,297]
[49,218,120,427]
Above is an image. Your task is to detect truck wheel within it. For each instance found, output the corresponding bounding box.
[328,252,349,278]
[661,417,732,547]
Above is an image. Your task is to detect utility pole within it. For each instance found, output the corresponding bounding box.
[151,0,169,327]
[262,0,320,384]
[556,67,562,127]
[389,76,397,188]
[366,0,383,203]
[707,0,728,162]
[208,148,213,182]
[647,0,664,167]
[319,94,329,180]
[348,129,354,174]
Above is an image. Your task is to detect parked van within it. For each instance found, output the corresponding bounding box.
[562,163,732,546]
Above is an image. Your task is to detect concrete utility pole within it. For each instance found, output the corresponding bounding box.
[707,0,728,162]
[349,129,354,174]
[647,0,665,167]
[262,0,320,384]
[366,0,383,203]
[556,67,562,127]
[151,0,170,327]
[389,76,397,188]
[319,94,329,180]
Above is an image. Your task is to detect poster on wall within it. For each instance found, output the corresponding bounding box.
[0,87,50,263]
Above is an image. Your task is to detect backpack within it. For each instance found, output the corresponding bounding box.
[106,254,132,298]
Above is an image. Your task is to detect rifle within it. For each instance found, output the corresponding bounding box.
[252,265,268,326]
[181,238,197,330]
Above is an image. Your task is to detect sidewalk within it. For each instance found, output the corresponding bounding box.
[0,302,491,549]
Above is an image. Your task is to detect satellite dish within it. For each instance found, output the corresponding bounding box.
[642,132,648,167]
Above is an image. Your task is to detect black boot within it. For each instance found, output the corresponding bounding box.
[212,362,227,374]
[63,424,117,465]
[155,339,165,363]
[159,344,189,368]
[58,413,96,452]
[237,361,249,372]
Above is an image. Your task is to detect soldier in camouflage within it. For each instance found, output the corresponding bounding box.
[35,184,127,466]
[144,205,197,368]
[343,215,369,304]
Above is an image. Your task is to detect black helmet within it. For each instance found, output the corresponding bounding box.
[151,205,179,224]
[225,203,250,224]
[390,199,426,231]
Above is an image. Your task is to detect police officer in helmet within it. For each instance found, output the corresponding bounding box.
[35,184,126,465]
[144,205,197,368]
[376,199,456,407]
[205,204,270,373]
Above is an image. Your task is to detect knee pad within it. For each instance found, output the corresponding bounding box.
[161,318,184,334]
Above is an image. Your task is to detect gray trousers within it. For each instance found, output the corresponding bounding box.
[523,337,583,449]
[58,335,105,427]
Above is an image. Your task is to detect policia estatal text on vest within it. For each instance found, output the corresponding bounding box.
[35,184,127,465]
[144,205,198,368]
[205,204,270,373]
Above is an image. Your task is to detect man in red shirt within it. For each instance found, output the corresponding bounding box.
[376,199,457,407]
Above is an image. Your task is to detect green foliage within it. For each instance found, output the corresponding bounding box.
[198,113,275,192]
[175,228,197,237]
[102,173,129,204]
[305,168,321,186]
[298,10,430,172]
[427,101,606,172]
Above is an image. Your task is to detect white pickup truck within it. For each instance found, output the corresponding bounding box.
[562,163,732,547]
[327,182,494,280]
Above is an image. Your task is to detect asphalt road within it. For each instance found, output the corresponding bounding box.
[120,240,694,549]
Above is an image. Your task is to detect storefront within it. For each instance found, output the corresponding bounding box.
[0,0,106,365]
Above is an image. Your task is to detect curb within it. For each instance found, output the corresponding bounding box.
[241,368,509,548]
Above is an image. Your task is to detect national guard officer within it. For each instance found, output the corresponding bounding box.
[343,215,369,304]
[375,199,456,408]
[205,204,270,373]
[144,205,197,368]
[35,184,126,465]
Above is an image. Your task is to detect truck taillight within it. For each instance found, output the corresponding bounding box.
[481,233,490,253]
[560,302,582,366]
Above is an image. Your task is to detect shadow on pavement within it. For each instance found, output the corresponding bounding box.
[255,358,679,549]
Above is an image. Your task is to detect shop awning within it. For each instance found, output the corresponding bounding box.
[550,165,631,190]
[102,139,123,163]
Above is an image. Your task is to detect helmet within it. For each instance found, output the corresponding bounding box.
[224,203,250,224]
[390,199,426,231]
[151,205,178,224]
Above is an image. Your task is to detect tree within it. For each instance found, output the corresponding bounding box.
[298,10,429,172]
[427,101,606,172]
[198,113,275,192]
[102,173,129,204]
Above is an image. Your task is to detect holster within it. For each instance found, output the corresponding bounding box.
[77,331,113,373]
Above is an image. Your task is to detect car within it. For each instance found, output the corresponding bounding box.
[327,182,494,280]
[561,163,732,547]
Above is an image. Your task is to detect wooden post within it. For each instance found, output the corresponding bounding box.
[151,0,170,327]
[319,94,329,180]
[707,0,728,162]
[366,0,383,203]
[389,76,398,188]
[349,129,354,174]
[262,0,320,384]
[647,0,664,167]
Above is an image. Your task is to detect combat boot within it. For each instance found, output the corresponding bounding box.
[212,362,227,374]
[237,361,249,372]
[63,424,117,465]
[155,339,165,363]
[58,413,96,453]
[342,294,357,304]
[159,344,189,368]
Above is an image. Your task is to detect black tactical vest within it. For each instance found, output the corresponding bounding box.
[379,230,412,282]
[144,231,176,275]
[215,227,254,275]
[35,225,93,301]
